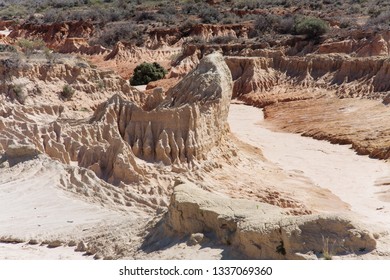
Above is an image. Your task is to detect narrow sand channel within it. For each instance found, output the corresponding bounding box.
[228,103,390,231]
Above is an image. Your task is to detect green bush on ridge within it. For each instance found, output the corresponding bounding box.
[130,62,167,86]
[294,16,328,39]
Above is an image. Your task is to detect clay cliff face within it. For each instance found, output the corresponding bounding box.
[58,38,108,55]
[0,55,144,111]
[9,20,95,49]
[224,53,390,107]
[319,31,390,57]
[190,23,250,42]
[86,41,181,79]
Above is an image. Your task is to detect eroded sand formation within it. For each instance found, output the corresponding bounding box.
[1,50,387,260]
[2,12,390,259]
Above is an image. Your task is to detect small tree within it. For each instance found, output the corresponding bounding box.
[294,17,328,39]
[130,62,167,86]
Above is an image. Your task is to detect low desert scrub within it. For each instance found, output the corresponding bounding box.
[294,16,328,39]
[251,14,295,37]
[92,23,143,47]
[0,44,17,53]
[254,14,281,34]
[60,84,75,101]
[367,10,390,28]
[17,39,47,56]
[210,35,236,44]
[9,84,27,104]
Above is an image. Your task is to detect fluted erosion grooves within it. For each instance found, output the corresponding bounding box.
[93,52,232,165]
[223,53,390,106]
[319,31,390,57]
[1,53,233,192]
[146,182,376,259]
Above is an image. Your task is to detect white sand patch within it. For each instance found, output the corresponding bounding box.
[0,159,128,241]
[0,243,92,260]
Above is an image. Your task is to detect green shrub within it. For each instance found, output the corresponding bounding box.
[61,84,75,100]
[17,39,47,56]
[130,62,167,86]
[10,84,27,104]
[0,44,17,52]
[254,14,281,34]
[294,17,328,39]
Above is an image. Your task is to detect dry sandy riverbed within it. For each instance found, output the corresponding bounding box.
[228,103,390,232]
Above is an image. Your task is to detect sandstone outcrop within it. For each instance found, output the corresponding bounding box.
[152,182,376,259]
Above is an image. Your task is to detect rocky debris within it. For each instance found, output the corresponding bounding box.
[163,182,376,259]
[28,239,39,245]
[0,236,24,244]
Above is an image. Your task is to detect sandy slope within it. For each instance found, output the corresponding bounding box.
[0,158,130,240]
[228,103,390,231]
[0,158,138,260]
[0,243,92,260]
